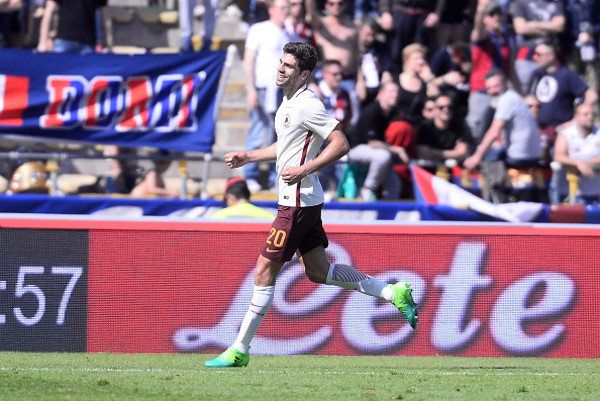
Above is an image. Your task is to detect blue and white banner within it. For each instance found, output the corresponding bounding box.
[0,48,226,152]
[0,193,555,222]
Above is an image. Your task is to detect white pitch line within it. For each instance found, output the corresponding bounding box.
[0,366,598,377]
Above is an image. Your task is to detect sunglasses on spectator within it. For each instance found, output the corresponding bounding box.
[526,103,541,109]
[436,104,452,110]
[327,1,344,6]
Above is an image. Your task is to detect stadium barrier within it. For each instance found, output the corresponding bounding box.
[1,215,598,358]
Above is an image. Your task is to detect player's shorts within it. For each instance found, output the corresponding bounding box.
[260,204,328,262]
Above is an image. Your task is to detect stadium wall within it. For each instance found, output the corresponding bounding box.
[1,216,599,358]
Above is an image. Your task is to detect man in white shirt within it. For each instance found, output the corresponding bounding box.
[205,42,418,368]
[243,0,299,192]
[553,103,600,203]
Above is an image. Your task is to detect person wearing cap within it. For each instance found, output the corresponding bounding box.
[210,177,276,219]
[466,0,518,145]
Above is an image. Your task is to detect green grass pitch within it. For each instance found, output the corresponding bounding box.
[1,352,599,400]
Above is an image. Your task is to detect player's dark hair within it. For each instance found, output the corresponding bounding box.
[283,42,318,74]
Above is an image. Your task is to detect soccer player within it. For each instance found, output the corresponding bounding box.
[205,42,418,368]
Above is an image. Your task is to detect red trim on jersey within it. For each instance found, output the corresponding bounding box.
[295,87,308,98]
[297,131,313,207]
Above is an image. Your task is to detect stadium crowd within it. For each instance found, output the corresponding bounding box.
[1,0,600,204]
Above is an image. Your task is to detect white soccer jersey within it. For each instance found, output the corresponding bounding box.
[275,85,339,207]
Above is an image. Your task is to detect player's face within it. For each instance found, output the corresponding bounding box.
[276,53,304,91]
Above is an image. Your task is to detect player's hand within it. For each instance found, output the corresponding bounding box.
[224,152,249,169]
[281,166,305,185]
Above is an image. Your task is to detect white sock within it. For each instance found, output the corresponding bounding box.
[326,263,394,302]
[232,285,274,353]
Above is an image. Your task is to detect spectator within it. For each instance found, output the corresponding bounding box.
[524,93,556,166]
[179,0,220,51]
[429,40,471,119]
[311,59,357,132]
[383,43,442,124]
[104,145,140,195]
[421,96,436,120]
[528,41,598,129]
[242,0,299,192]
[210,177,276,219]
[464,70,542,202]
[466,0,517,144]
[434,0,470,49]
[37,0,113,53]
[355,17,388,106]
[560,0,599,78]
[512,0,566,94]
[553,102,600,204]
[379,0,443,76]
[305,0,360,85]
[416,93,472,164]
[0,0,26,48]
[346,81,406,200]
[310,59,357,196]
[130,150,179,198]
[285,0,312,44]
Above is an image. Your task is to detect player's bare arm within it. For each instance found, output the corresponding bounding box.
[281,129,349,185]
[225,142,278,169]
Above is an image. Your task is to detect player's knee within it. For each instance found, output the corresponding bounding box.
[255,257,283,286]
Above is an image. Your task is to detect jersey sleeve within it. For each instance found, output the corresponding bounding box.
[301,98,339,141]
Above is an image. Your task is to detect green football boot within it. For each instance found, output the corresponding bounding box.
[389,282,418,329]
[204,346,250,368]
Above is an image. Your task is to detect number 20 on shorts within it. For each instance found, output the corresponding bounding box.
[266,228,286,248]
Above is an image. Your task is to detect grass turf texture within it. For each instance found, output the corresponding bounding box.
[1,353,599,400]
